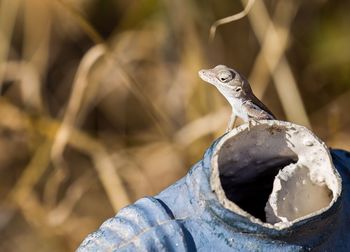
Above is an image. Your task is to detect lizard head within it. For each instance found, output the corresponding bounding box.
[198,65,250,98]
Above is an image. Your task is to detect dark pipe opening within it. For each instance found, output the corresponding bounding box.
[220,158,298,222]
[217,125,298,222]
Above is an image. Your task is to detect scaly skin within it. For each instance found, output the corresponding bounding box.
[198,65,275,131]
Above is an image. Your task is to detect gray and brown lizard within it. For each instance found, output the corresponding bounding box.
[199,65,275,132]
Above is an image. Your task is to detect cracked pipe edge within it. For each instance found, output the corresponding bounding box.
[210,120,342,230]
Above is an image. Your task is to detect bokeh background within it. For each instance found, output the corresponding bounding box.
[0,0,350,250]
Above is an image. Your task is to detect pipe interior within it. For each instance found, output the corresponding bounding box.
[217,125,298,222]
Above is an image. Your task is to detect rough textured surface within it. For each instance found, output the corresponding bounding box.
[77,122,350,252]
[210,120,341,228]
[267,164,333,224]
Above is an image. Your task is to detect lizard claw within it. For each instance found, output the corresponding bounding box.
[248,119,259,131]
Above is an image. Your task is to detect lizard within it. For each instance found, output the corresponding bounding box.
[198,64,275,132]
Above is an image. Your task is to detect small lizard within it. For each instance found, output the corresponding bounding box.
[199,65,275,132]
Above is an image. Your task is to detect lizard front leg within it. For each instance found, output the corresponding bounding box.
[226,111,237,133]
[247,118,259,130]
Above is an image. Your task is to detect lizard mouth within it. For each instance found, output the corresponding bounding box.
[198,69,215,85]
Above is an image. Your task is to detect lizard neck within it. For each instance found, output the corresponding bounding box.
[229,98,245,109]
[214,85,249,121]
[215,85,241,105]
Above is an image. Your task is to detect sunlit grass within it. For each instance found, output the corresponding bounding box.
[0,0,349,251]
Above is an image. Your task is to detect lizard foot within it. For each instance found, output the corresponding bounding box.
[248,119,259,130]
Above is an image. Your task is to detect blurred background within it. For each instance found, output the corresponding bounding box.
[0,0,349,250]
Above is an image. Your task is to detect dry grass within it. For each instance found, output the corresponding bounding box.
[0,0,350,250]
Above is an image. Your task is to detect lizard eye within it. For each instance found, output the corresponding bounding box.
[217,71,234,83]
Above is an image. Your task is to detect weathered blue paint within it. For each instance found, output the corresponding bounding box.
[77,146,350,251]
